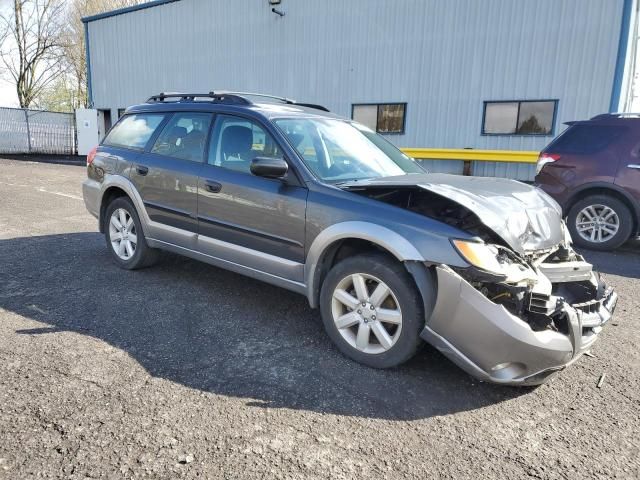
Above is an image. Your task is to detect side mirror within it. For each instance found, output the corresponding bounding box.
[250,156,289,179]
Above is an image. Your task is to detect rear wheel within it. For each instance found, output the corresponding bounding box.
[567,194,633,251]
[319,254,425,368]
[104,197,158,269]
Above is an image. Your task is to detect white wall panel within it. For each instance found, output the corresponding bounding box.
[87,0,629,151]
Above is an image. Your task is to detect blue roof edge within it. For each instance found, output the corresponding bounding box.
[81,0,181,24]
[609,0,635,112]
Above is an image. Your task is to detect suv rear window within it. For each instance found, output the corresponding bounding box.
[103,114,166,150]
[548,125,626,155]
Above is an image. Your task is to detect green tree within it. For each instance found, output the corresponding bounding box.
[35,76,78,112]
[516,115,547,134]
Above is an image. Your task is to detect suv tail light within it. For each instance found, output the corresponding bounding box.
[87,145,98,166]
[536,153,560,175]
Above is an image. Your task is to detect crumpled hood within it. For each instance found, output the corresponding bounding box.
[341,173,564,254]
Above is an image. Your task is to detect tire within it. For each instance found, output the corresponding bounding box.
[319,254,426,369]
[567,194,633,251]
[104,197,159,269]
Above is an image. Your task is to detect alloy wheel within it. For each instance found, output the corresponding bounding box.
[575,204,620,244]
[109,208,138,260]
[331,273,403,354]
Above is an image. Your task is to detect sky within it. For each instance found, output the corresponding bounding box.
[0,0,18,106]
[0,2,640,113]
[0,80,18,107]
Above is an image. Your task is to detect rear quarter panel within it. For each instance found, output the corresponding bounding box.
[89,146,138,182]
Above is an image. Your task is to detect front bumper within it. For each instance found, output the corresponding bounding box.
[421,265,617,385]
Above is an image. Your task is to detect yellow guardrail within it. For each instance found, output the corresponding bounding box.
[400,148,539,164]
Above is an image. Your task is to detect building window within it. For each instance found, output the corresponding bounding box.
[117,108,126,118]
[352,103,406,134]
[482,100,557,135]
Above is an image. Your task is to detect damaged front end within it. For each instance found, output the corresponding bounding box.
[422,242,617,385]
[342,174,617,384]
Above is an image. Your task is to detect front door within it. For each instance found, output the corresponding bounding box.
[196,114,307,280]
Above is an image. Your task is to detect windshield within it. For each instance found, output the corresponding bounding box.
[273,118,424,182]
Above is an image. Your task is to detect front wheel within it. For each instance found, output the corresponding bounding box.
[567,194,633,251]
[319,254,425,369]
[104,197,159,269]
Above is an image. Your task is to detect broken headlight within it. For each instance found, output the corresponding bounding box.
[452,239,536,283]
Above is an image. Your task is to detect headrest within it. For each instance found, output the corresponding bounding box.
[169,126,188,139]
[221,125,253,155]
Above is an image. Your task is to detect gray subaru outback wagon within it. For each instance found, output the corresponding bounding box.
[83,92,617,385]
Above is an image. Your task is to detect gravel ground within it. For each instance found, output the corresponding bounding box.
[0,157,639,479]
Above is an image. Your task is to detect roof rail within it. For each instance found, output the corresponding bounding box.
[145,90,330,111]
[590,112,640,120]
[292,102,330,112]
[213,91,330,111]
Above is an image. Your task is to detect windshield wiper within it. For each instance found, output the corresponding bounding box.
[333,178,371,186]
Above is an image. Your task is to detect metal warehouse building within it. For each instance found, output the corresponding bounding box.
[83,0,638,178]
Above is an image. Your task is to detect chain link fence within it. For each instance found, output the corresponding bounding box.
[0,107,76,155]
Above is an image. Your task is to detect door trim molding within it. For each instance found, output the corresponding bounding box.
[144,200,195,219]
[197,213,304,248]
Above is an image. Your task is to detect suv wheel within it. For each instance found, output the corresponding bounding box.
[567,194,633,251]
[104,197,158,269]
[319,254,425,368]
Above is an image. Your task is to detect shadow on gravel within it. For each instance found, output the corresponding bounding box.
[2,233,530,420]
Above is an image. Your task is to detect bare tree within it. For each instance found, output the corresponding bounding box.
[0,0,66,108]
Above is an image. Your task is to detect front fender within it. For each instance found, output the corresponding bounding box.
[305,221,426,307]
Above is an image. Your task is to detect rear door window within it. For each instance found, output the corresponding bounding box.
[549,125,626,155]
[151,112,213,162]
[103,114,166,150]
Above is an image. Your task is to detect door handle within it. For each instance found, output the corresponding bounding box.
[204,180,222,193]
[628,164,640,169]
[136,165,149,176]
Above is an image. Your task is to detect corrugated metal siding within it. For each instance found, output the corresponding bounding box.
[472,161,536,182]
[88,0,625,153]
[417,159,465,175]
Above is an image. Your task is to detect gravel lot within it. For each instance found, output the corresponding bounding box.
[0,157,639,479]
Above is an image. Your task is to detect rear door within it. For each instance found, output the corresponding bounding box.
[130,112,213,241]
[614,139,640,211]
[196,114,307,280]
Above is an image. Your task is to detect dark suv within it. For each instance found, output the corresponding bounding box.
[535,113,640,251]
[83,92,617,386]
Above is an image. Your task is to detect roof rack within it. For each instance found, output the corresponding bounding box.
[145,90,330,111]
[146,92,251,105]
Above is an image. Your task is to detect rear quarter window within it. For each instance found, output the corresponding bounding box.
[103,114,166,150]
[548,125,626,155]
